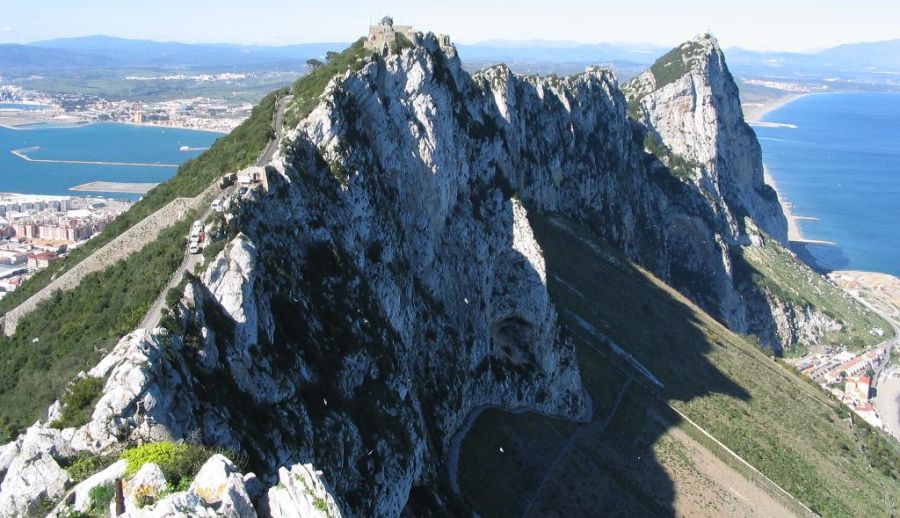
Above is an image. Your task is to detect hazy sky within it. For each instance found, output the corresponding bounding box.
[1,0,898,51]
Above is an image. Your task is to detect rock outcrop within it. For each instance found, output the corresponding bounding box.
[0,30,863,517]
[0,425,74,517]
[265,463,343,517]
[624,33,788,246]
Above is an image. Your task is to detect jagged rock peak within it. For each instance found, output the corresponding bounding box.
[622,33,788,245]
[623,32,723,101]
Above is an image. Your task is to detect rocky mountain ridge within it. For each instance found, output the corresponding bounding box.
[0,31,889,516]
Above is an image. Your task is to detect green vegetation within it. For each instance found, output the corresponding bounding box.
[0,215,196,440]
[642,132,700,180]
[0,89,282,316]
[626,98,642,121]
[62,452,117,484]
[0,80,282,439]
[313,498,328,512]
[283,38,371,129]
[389,33,415,55]
[458,213,900,517]
[738,235,893,353]
[86,484,115,516]
[49,377,105,430]
[120,441,211,488]
[649,40,704,90]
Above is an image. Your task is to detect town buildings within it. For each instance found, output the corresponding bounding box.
[0,194,131,301]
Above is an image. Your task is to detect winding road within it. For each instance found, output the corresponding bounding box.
[257,94,292,166]
[140,93,292,331]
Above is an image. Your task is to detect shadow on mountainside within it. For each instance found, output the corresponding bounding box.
[453,213,790,517]
[165,134,591,516]
[788,240,849,274]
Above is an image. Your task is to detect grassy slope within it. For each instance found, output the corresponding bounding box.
[0,90,282,440]
[282,38,371,130]
[0,40,376,440]
[739,235,893,353]
[459,213,900,517]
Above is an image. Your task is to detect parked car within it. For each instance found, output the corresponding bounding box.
[211,199,223,212]
[189,242,200,254]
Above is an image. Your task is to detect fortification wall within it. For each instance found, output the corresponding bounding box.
[2,190,210,336]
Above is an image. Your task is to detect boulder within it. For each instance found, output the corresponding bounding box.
[125,462,167,509]
[189,454,255,518]
[265,463,341,518]
[0,425,73,517]
[51,458,127,515]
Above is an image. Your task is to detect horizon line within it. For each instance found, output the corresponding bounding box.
[2,33,898,54]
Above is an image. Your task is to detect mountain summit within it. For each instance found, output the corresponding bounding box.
[625,33,788,246]
[0,27,895,517]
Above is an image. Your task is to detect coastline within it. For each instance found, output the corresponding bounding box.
[743,93,809,123]
[0,115,228,134]
[763,167,806,243]
[829,270,900,442]
[751,93,837,248]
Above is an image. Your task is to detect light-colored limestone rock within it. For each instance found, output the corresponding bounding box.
[125,462,167,509]
[265,464,342,518]
[189,454,256,518]
[0,425,73,517]
[52,459,127,515]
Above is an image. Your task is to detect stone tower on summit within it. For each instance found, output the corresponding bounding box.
[365,16,451,51]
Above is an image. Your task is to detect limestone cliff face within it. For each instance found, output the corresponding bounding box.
[0,32,834,517]
[623,34,788,246]
[622,35,873,351]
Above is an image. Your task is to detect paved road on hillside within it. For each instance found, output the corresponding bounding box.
[139,224,211,331]
[845,292,900,388]
[258,94,292,166]
[141,94,292,332]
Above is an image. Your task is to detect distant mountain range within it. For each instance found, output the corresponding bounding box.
[456,40,666,66]
[457,38,900,79]
[2,35,900,80]
[726,40,900,78]
[0,35,349,72]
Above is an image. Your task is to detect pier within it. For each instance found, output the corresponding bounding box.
[10,146,178,168]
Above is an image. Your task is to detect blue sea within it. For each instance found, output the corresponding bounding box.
[755,92,900,276]
[0,123,220,201]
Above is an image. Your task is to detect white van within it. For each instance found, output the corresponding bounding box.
[189,242,200,254]
[191,220,204,233]
[211,199,223,212]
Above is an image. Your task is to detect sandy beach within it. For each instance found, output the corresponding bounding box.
[829,270,900,325]
[747,92,808,243]
[743,93,808,122]
[752,93,838,249]
[762,167,835,246]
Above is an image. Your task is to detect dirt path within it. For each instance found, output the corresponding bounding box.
[520,378,633,518]
[663,425,797,517]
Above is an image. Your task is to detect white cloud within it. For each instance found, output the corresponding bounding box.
[0,27,15,33]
